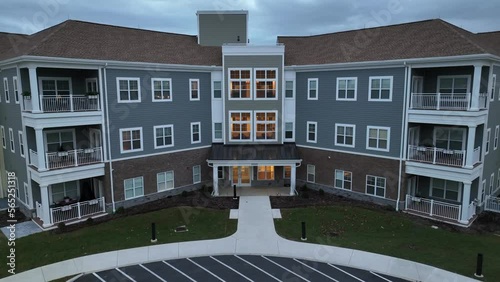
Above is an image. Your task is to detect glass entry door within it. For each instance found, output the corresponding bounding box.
[232,166,251,186]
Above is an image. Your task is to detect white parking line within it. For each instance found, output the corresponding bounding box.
[370,271,393,282]
[210,256,253,282]
[293,259,339,282]
[139,264,168,282]
[92,273,106,282]
[328,264,365,282]
[162,261,196,282]
[116,268,137,282]
[261,256,311,282]
[235,255,282,282]
[186,258,225,282]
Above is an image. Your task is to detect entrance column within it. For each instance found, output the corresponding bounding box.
[213,165,219,196]
[40,185,52,227]
[290,165,296,195]
[459,181,472,224]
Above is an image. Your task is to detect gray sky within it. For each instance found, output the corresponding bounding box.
[1,0,500,44]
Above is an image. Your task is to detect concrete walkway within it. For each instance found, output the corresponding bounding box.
[1,196,478,282]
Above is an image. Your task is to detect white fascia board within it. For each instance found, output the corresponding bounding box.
[223,45,284,56]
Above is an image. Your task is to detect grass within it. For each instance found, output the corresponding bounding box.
[0,206,236,278]
[275,206,500,281]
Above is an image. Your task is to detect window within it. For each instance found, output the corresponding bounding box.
[285,81,294,98]
[24,183,29,206]
[254,111,277,141]
[307,122,317,143]
[124,177,144,199]
[86,78,98,93]
[51,181,78,203]
[367,126,390,151]
[45,130,74,152]
[257,166,275,180]
[218,167,224,179]
[154,125,174,149]
[490,173,495,195]
[117,78,140,102]
[431,179,460,201]
[230,112,252,141]
[190,79,200,101]
[13,77,19,104]
[497,168,500,189]
[437,76,469,94]
[40,78,71,97]
[213,122,223,141]
[213,81,222,99]
[3,78,9,103]
[307,78,318,100]
[434,127,465,150]
[157,171,174,191]
[1,126,5,149]
[229,69,251,99]
[494,126,499,150]
[369,76,393,101]
[284,166,291,179]
[481,180,486,204]
[255,69,277,99]
[18,131,24,158]
[8,128,14,153]
[335,170,352,190]
[285,122,294,141]
[120,128,143,153]
[191,122,201,144]
[366,175,386,197]
[336,77,357,101]
[486,128,491,155]
[193,165,201,184]
[335,124,355,147]
[491,74,496,101]
[307,165,315,183]
[152,78,172,101]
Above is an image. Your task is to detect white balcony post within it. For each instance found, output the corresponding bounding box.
[466,93,471,110]
[35,128,47,171]
[436,92,440,110]
[465,126,476,168]
[77,202,81,219]
[40,185,52,227]
[69,93,74,112]
[74,149,78,166]
[432,147,437,164]
[290,165,297,195]
[470,65,482,111]
[460,181,472,224]
[212,165,219,196]
[102,197,106,212]
[430,199,434,216]
[28,67,41,113]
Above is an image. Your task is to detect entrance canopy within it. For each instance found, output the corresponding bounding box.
[207,143,301,165]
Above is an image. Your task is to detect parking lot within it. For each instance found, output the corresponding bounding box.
[74,255,410,282]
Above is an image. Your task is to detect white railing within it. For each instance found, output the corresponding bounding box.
[45,147,102,170]
[405,195,461,221]
[40,94,100,113]
[410,93,471,110]
[485,196,500,213]
[467,201,476,221]
[479,93,488,110]
[407,145,466,167]
[23,98,33,112]
[473,147,481,165]
[50,197,106,224]
[35,201,43,219]
[29,149,39,168]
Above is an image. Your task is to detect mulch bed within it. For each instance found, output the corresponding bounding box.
[0,209,28,228]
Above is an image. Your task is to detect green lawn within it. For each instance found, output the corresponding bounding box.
[0,207,236,278]
[275,206,500,281]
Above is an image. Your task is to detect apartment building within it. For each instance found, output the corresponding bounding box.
[0,11,499,228]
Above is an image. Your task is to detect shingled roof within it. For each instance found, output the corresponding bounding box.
[0,20,222,66]
[278,19,500,66]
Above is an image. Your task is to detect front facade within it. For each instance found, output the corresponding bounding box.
[1,13,500,227]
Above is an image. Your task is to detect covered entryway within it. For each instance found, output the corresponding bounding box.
[232,166,251,186]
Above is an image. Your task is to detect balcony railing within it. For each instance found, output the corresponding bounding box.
[49,197,106,225]
[410,93,488,111]
[29,149,39,168]
[485,196,500,213]
[29,147,103,170]
[408,145,463,167]
[405,195,461,221]
[23,94,100,113]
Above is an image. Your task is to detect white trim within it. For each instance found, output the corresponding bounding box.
[486,128,491,155]
[43,128,77,152]
[429,178,462,202]
[189,78,200,101]
[284,121,295,142]
[297,144,400,161]
[334,123,355,148]
[433,126,467,151]
[212,122,223,142]
[334,169,352,190]
[124,176,144,200]
[8,128,15,153]
[190,122,201,144]
[254,68,278,100]
[151,78,173,102]
[481,180,487,203]
[336,77,357,101]
[18,131,25,158]
[193,165,201,184]
[119,127,143,154]
[368,76,393,101]
[307,164,315,183]
[229,111,253,142]
[157,170,175,192]
[307,78,318,100]
[253,110,278,142]
[490,74,496,101]
[436,75,471,93]
[494,125,499,150]
[285,80,295,99]
[497,168,500,190]
[490,173,495,195]
[3,77,9,103]
[13,76,19,104]
[366,126,391,152]
[228,68,252,100]
[212,80,222,99]
[153,124,174,149]
[306,121,317,143]
[0,126,5,149]
[365,175,386,198]
[116,77,141,103]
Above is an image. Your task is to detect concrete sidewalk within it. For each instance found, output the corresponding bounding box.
[1,196,478,282]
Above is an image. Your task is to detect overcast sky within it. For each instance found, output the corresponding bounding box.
[1,0,500,44]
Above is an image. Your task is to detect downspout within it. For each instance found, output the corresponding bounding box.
[396,63,410,211]
[103,64,116,212]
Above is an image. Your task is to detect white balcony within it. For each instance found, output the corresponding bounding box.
[410,93,488,111]
[485,196,500,213]
[29,147,103,170]
[405,195,462,221]
[36,197,106,225]
[24,94,100,113]
[407,145,480,168]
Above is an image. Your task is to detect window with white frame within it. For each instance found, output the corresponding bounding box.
[307,78,318,100]
[490,173,495,194]
[124,176,144,199]
[40,78,71,97]
[367,126,390,151]
[335,124,355,147]
[486,128,491,155]
[254,111,277,141]
[336,77,357,100]
[307,164,315,183]
[366,175,386,197]
[285,122,294,141]
[152,78,172,101]
[213,122,223,141]
[117,78,140,102]
[18,131,24,158]
[1,126,5,149]
[213,81,222,99]
[191,122,201,144]
[491,74,496,101]
[230,112,252,141]
[431,179,460,201]
[157,171,174,191]
[24,182,30,206]
[120,128,143,153]
[285,81,294,98]
[190,79,200,101]
[307,122,317,143]
[494,126,499,150]
[86,78,98,93]
[218,167,224,179]
[255,69,277,99]
[434,127,465,151]
[3,78,9,103]
[154,125,174,149]
[284,166,291,179]
[193,165,201,183]
[257,166,275,180]
[14,177,19,201]
[13,77,19,104]
[51,181,78,203]
[46,130,74,152]
[229,69,251,99]
[369,76,393,101]
[335,170,352,190]
[8,128,14,153]
[438,76,469,94]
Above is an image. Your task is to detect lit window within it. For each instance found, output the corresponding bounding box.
[230,112,252,141]
[229,69,251,99]
[258,166,275,180]
[120,128,142,153]
[255,69,277,99]
[255,112,277,141]
[335,170,352,190]
[190,79,200,101]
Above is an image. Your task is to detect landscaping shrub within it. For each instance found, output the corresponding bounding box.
[318,189,325,196]
[115,206,125,214]
[57,222,66,232]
